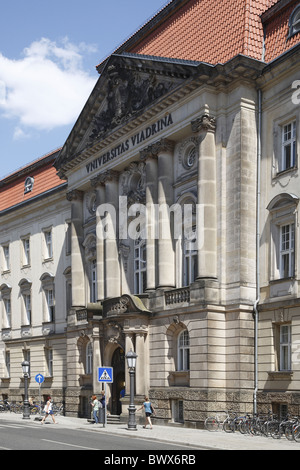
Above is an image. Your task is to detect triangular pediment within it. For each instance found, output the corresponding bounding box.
[55,53,200,175]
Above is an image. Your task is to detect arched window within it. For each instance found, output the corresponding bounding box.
[134,238,147,294]
[178,330,190,371]
[288,5,300,38]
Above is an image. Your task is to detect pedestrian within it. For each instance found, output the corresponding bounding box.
[100,390,106,409]
[138,396,155,429]
[41,396,56,424]
[91,395,100,423]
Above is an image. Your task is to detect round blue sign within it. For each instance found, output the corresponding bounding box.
[35,373,44,384]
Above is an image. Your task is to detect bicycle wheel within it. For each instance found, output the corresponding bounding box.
[223,418,234,433]
[271,423,282,439]
[293,424,300,442]
[265,420,279,437]
[204,417,220,431]
[285,423,296,441]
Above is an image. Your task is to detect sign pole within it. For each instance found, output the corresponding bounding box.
[97,367,113,427]
[104,382,107,428]
[39,383,42,418]
[34,374,44,421]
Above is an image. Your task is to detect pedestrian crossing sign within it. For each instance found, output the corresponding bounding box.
[98,367,113,383]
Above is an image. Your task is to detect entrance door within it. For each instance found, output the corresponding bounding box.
[111,347,125,415]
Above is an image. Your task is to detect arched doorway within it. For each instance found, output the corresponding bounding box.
[111,347,125,415]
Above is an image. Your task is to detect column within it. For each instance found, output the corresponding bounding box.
[156,139,176,288]
[192,114,217,280]
[91,175,105,301]
[92,326,101,393]
[135,332,147,396]
[103,170,121,299]
[140,148,158,291]
[67,190,85,307]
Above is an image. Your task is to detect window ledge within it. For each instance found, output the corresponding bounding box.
[275,166,297,178]
[269,277,295,284]
[168,370,190,386]
[267,371,293,380]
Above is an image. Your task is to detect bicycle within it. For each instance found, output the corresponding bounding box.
[271,414,298,440]
[204,411,229,431]
[52,403,64,416]
[222,411,241,433]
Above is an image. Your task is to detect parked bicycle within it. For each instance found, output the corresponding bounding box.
[204,411,230,431]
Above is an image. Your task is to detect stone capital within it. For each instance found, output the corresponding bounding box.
[66,189,83,202]
[90,174,106,188]
[140,138,175,160]
[191,114,216,134]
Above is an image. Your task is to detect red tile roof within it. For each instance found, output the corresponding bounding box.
[124,0,278,64]
[262,0,300,62]
[0,149,65,213]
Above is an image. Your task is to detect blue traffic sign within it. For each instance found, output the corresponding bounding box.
[35,374,44,384]
[98,367,113,383]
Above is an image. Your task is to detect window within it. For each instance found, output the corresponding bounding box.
[45,289,55,322]
[4,298,11,328]
[280,223,295,278]
[5,351,10,377]
[24,177,34,194]
[66,222,72,255]
[280,324,291,371]
[23,294,31,325]
[46,349,53,376]
[134,238,147,294]
[0,283,12,329]
[90,259,97,303]
[178,330,190,371]
[281,121,296,171]
[2,245,10,271]
[44,230,53,259]
[19,279,32,325]
[22,237,30,266]
[288,5,300,38]
[267,193,298,289]
[86,342,93,374]
[183,229,197,286]
[40,273,55,323]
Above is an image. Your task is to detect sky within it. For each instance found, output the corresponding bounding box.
[0,0,170,179]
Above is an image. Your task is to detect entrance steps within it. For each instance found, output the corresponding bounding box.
[107,414,120,424]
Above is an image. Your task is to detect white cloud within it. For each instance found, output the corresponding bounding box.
[13,127,31,141]
[0,37,97,132]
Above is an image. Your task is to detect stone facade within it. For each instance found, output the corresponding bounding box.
[53,53,263,425]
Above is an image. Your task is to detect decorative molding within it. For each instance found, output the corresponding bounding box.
[66,189,83,202]
[191,114,216,133]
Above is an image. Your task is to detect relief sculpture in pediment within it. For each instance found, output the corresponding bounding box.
[89,63,173,143]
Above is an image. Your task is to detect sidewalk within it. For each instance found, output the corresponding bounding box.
[1,411,299,450]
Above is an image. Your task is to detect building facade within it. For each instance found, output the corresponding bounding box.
[1,0,300,425]
[0,151,70,406]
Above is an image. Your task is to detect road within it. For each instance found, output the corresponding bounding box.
[0,418,200,455]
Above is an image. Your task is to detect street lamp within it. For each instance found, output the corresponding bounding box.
[21,360,30,419]
[126,349,137,431]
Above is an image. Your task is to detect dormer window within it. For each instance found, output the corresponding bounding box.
[288,5,300,38]
[24,177,34,194]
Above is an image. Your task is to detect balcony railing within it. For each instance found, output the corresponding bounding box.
[165,287,190,305]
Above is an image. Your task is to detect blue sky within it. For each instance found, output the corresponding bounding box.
[0,0,169,179]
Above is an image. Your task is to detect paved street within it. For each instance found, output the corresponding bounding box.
[1,412,300,451]
[0,417,192,452]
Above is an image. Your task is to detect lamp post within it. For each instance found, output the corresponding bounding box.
[126,349,137,431]
[21,360,30,420]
